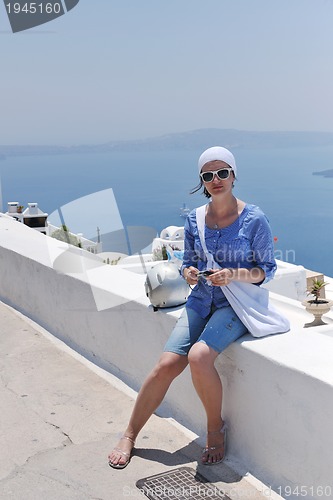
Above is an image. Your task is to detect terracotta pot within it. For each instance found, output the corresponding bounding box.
[302,299,333,327]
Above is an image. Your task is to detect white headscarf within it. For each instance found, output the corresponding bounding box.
[198,146,237,177]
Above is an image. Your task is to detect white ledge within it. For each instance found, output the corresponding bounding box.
[1,214,333,497]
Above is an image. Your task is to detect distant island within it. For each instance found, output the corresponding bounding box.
[1,128,333,159]
[313,169,333,178]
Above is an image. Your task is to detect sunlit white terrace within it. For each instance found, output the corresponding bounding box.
[0,212,332,498]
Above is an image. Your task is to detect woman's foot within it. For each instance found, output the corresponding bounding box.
[201,423,227,465]
[108,435,135,469]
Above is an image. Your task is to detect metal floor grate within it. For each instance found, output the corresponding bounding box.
[136,466,231,500]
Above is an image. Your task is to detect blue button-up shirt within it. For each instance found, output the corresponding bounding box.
[182,204,277,318]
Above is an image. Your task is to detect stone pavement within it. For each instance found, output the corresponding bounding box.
[0,301,280,500]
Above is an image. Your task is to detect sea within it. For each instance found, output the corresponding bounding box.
[1,145,333,277]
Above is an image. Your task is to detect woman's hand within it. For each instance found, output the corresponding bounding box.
[183,266,199,286]
[209,268,235,286]
[209,267,265,285]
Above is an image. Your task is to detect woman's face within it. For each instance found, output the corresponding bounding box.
[201,160,235,196]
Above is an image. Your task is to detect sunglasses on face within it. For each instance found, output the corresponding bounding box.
[199,167,233,183]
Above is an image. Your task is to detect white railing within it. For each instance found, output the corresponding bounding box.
[47,223,101,254]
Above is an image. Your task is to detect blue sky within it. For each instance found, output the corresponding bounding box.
[1,0,333,144]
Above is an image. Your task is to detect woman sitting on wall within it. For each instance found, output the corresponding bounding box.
[108,146,278,468]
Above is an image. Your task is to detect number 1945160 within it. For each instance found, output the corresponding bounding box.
[277,485,332,497]
[6,3,62,14]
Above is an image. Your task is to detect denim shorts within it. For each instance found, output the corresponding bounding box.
[163,305,248,355]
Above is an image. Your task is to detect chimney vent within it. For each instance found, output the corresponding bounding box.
[8,202,19,213]
[28,203,38,215]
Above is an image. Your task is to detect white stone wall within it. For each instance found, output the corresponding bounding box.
[1,214,333,498]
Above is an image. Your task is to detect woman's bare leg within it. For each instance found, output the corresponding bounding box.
[108,351,188,466]
[188,342,225,463]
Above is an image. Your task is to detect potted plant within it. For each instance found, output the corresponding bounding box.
[152,245,169,261]
[302,278,333,327]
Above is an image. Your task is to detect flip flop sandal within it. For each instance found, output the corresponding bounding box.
[108,436,135,469]
[202,423,227,465]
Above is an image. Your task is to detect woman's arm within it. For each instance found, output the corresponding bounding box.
[250,212,276,284]
[180,214,201,285]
